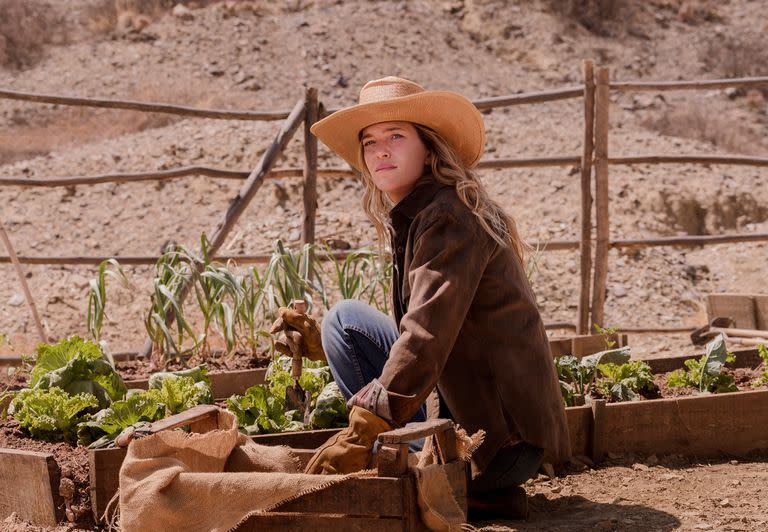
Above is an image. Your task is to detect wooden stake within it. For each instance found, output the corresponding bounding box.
[139,98,307,358]
[577,60,595,335]
[0,220,47,342]
[301,88,319,248]
[590,67,611,329]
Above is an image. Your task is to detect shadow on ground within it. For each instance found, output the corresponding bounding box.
[470,494,681,531]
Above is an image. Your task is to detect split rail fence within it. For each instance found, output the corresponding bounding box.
[1,62,767,353]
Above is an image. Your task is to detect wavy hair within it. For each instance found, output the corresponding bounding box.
[357,123,526,262]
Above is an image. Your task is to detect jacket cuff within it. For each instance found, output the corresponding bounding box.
[348,379,393,425]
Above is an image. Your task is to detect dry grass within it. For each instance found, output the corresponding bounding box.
[642,102,763,156]
[0,0,68,69]
[700,31,768,96]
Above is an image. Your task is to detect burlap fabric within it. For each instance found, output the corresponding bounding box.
[118,409,479,532]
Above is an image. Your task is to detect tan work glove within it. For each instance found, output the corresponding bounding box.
[269,306,326,362]
[304,406,392,475]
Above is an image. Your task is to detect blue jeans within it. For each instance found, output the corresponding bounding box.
[321,300,427,447]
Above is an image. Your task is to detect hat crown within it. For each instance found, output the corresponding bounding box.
[358,76,425,105]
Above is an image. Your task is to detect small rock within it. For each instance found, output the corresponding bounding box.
[8,294,24,307]
[550,485,562,493]
[612,285,628,298]
[719,498,732,508]
[541,462,555,479]
[660,473,684,481]
[632,463,649,471]
[730,460,739,465]
[288,229,301,242]
[172,4,194,20]
[693,524,713,530]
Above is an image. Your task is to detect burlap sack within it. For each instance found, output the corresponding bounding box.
[118,409,354,532]
[118,409,481,532]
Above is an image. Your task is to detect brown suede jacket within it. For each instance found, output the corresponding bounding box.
[371,176,570,474]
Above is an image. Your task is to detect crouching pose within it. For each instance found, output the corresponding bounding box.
[274,76,570,518]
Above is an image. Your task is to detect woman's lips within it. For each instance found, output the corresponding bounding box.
[376,164,396,171]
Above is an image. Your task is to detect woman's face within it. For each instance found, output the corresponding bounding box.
[361,121,430,204]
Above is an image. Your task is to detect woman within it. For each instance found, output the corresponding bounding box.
[273,76,569,517]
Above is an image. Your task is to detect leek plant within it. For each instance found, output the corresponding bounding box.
[86,259,129,344]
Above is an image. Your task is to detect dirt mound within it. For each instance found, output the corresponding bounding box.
[651,189,768,235]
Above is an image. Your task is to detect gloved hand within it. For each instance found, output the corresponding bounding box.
[269,306,326,362]
[304,406,392,475]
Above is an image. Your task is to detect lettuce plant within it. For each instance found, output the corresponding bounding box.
[667,335,737,394]
[596,360,655,402]
[309,382,348,429]
[555,347,631,406]
[9,387,98,442]
[30,336,126,409]
[77,392,164,448]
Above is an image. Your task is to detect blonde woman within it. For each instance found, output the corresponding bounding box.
[275,77,569,518]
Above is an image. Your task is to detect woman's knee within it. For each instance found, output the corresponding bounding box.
[321,299,369,338]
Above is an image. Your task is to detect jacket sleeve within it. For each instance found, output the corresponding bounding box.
[374,209,495,425]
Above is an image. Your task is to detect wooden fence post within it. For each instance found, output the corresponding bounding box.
[577,60,596,335]
[0,220,47,342]
[301,88,319,247]
[590,67,611,329]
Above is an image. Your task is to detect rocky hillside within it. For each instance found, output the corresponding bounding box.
[0,0,766,357]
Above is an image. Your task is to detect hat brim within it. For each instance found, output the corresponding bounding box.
[310,91,485,173]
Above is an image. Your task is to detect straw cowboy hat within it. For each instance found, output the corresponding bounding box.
[310,76,485,173]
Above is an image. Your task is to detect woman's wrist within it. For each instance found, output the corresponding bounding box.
[348,379,393,425]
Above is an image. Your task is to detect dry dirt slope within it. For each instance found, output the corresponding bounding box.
[0,0,766,358]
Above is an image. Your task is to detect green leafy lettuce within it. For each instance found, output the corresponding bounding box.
[9,387,98,442]
[555,347,631,405]
[309,382,348,429]
[29,336,126,409]
[667,334,737,393]
[77,392,164,448]
[228,356,345,434]
[146,375,213,416]
[596,360,655,402]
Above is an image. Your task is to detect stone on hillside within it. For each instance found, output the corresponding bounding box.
[173,4,194,20]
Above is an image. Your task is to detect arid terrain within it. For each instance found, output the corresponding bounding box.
[1,0,767,530]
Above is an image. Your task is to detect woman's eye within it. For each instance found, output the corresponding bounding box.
[363,139,374,147]
[391,133,403,140]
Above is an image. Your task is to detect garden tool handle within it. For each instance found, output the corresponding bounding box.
[289,299,307,378]
[115,405,221,447]
[379,418,458,463]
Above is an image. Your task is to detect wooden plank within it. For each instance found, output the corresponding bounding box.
[565,405,592,458]
[377,443,409,477]
[301,87,319,248]
[706,293,756,328]
[754,295,768,331]
[644,346,763,374]
[251,428,341,448]
[596,389,768,457]
[273,477,406,517]
[0,448,60,526]
[577,59,595,335]
[125,368,267,399]
[238,514,405,532]
[590,399,607,463]
[590,67,611,328]
[89,446,127,522]
[209,368,267,398]
[548,333,623,358]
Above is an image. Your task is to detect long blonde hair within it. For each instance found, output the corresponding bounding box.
[358,123,526,262]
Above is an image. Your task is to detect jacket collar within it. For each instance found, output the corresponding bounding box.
[389,175,448,222]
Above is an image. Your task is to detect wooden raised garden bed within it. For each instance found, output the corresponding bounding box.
[2,345,767,526]
[125,367,267,399]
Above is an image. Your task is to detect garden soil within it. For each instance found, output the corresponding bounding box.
[1,0,767,530]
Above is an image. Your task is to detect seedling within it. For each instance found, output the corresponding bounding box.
[596,360,655,402]
[752,343,768,387]
[86,259,130,344]
[593,323,619,348]
[555,346,631,406]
